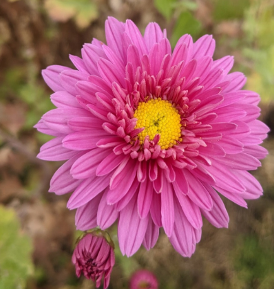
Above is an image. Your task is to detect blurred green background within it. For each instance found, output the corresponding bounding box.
[0,0,274,288]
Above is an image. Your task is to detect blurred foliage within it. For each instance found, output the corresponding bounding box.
[154,0,201,46]
[211,0,250,21]
[44,0,98,29]
[171,10,201,47]
[243,0,274,102]
[232,235,274,289]
[0,206,33,289]
[154,0,178,20]
[244,45,274,102]
[0,65,54,133]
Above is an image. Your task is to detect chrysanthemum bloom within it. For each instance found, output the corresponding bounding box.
[72,230,115,289]
[130,270,158,289]
[36,17,269,258]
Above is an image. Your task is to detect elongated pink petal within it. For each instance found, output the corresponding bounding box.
[201,185,229,228]
[49,153,84,195]
[144,22,166,50]
[37,136,76,161]
[63,131,109,151]
[137,177,153,219]
[97,193,119,229]
[143,216,159,250]
[169,199,196,257]
[42,65,70,92]
[118,195,149,257]
[71,148,111,179]
[193,35,215,58]
[50,91,80,108]
[75,193,102,230]
[161,180,174,237]
[67,175,111,209]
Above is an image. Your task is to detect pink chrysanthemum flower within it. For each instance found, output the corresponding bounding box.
[72,231,115,289]
[35,17,269,258]
[130,270,158,289]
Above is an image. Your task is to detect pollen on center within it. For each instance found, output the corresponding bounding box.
[133,98,182,150]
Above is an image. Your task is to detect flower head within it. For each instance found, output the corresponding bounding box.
[36,17,269,258]
[130,270,158,289]
[72,230,115,289]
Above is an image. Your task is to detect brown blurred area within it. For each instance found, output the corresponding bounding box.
[0,0,274,289]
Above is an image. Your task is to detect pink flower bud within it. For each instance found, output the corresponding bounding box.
[72,231,115,289]
[130,269,158,289]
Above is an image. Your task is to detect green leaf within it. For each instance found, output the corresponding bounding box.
[0,206,34,289]
[171,11,201,47]
[154,0,177,20]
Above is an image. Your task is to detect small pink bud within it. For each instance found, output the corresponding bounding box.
[72,230,115,289]
[130,269,158,289]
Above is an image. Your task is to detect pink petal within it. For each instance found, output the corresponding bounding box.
[217,136,243,154]
[37,136,76,161]
[169,199,196,257]
[243,145,268,159]
[69,54,87,72]
[68,116,103,131]
[50,91,80,108]
[75,193,102,230]
[70,148,111,179]
[67,175,111,209]
[102,44,125,75]
[114,179,139,211]
[60,70,89,95]
[201,185,229,228]
[97,193,119,229]
[143,216,159,250]
[105,17,126,62]
[233,170,263,199]
[125,20,148,56]
[63,131,109,151]
[42,65,70,92]
[150,191,162,227]
[118,195,149,257]
[42,108,83,135]
[34,120,61,137]
[144,22,166,50]
[174,192,202,229]
[96,152,125,176]
[49,153,83,195]
[193,35,215,58]
[206,162,246,194]
[107,159,138,204]
[149,39,171,76]
[184,170,213,211]
[161,180,174,237]
[215,186,247,208]
[137,177,153,219]
[97,58,125,87]
[81,44,106,75]
[212,55,234,75]
[217,153,261,170]
[223,72,246,93]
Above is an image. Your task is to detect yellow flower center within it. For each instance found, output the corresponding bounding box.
[134,98,182,150]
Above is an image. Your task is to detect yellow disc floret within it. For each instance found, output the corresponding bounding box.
[134,98,182,150]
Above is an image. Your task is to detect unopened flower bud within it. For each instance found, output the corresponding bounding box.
[130,269,158,289]
[72,230,115,289]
